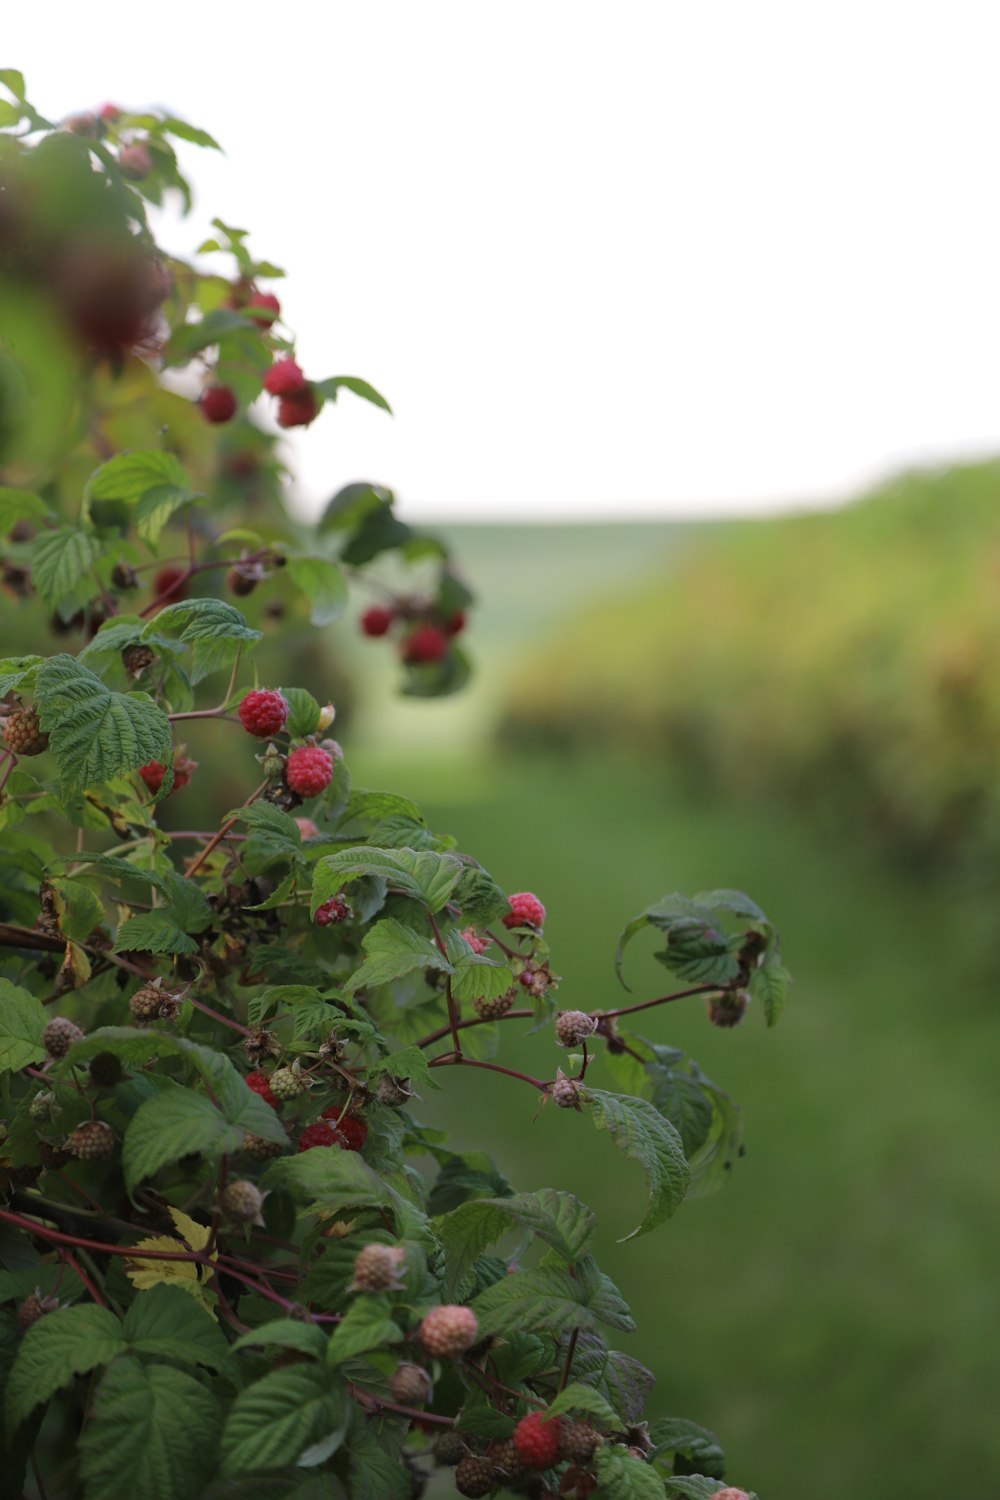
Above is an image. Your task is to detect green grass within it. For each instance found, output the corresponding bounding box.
[352,746,1000,1500]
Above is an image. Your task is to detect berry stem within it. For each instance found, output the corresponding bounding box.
[597,982,729,1021]
[188,993,252,1037]
[427,911,463,1057]
[558,1326,579,1393]
[185,779,268,877]
[349,1384,457,1427]
[415,1008,534,1050]
[62,1248,107,1308]
[427,1052,549,1092]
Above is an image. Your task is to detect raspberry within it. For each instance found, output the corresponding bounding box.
[153,566,187,604]
[239,689,290,738]
[401,624,449,665]
[43,1017,84,1057]
[264,357,307,396]
[28,1090,57,1121]
[111,562,138,590]
[377,1073,416,1107]
[277,387,320,427]
[352,1243,407,1292]
[219,1179,266,1225]
[246,1071,281,1109]
[119,141,153,179]
[18,1292,59,1332]
[555,1011,597,1048]
[248,290,281,325]
[389,1362,433,1405]
[4,706,49,756]
[100,103,121,122]
[129,981,179,1022]
[708,991,750,1028]
[200,383,238,423]
[461,928,489,955]
[503,892,546,931]
[432,1433,467,1467]
[269,1065,307,1100]
[122,643,156,679]
[443,610,467,636]
[714,1492,751,1500]
[139,751,196,795]
[67,1121,116,1161]
[551,1070,581,1110]
[560,1422,602,1465]
[228,561,263,596]
[89,1052,124,1087]
[490,1440,528,1483]
[297,1120,340,1152]
[360,605,395,637]
[520,963,556,998]
[513,1412,563,1468]
[242,1133,284,1161]
[418,1304,479,1358]
[286,745,334,797]
[454,1456,494,1498]
[295,817,320,840]
[473,989,517,1020]
[321,1107,368,1151]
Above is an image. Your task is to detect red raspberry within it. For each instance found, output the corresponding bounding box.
[513,1412,563,1468]
[264,357,307,396]
[295,817,320,840]
[360,605,395,637]
[139,761,166,793]
[418,1304,479,1358]
[239,689,290,738]
[443,610,467,636]
[297,1120,339,1152]
[503,892,546,931]
[153,566,188,604]
[315,897,351,926]
[401,624,449,665]
[321,1107,368,1151]
[277,388,320,427]
[714,1492,751,1500]
[246,1071,280,1110]
[286,745,334,797]
[139,751,197,795]
[118,142,153,180]
[460,927,489,955]
[200,384,238,424]
[100,103,121,122]
[248,290,281,325]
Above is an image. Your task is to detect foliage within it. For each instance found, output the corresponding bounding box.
[0,78,787,1500]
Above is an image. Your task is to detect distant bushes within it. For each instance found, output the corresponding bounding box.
[499,461,1000,867]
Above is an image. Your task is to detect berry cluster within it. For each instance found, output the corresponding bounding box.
[360,601,467,666]
[263,356,319,429]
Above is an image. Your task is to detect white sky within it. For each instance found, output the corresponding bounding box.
[6,2,1000,521]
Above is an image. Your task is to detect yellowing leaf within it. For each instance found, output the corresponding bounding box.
[124,1210,217,1315]
[169,1206,214,1253]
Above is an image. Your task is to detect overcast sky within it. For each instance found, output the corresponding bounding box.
[6,2,1000,521]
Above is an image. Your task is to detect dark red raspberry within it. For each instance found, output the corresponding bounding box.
[139,752,196,795]
[248,290,281,325]
[264,357,307,396]
[239,689,290,738]
[401,624,449,665]
[139,761,166,794]
[360,605,395,637]
[153,566,188,604]
[503,891,546,931]
[321,1106,368,1151]
[297,1120,339,1152]
[286,745,334,797]
[513,1412,563,1468]
[118,142,153,180]
[100,103,121,122]
[200,384,238,424]
[461,928,489,955]
[315,897,351,926]
[277,388,320,428]
[443,610,467,636]
[246,1071,280,1110]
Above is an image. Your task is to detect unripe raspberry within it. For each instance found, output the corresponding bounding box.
[555,1011,597,1048]
[269,1065,308,1100]
[18,1292,59,1331]
[708,991,750,1028]
[246,1071,281,1108]
[503,892,546,931]
[219,1179,267,1226]
[129,981,173,1022]
[248,290,281,325]
[286,745,334,797]
[200,384,238,424]
[418,1304,479,1358]
[551,1069,581,1110]
[239,689,290,738]
[29,1090,57,1122]
[389,1362,433,1405]
[264,357,307,396]
[360,605,395,637]
[473,988,517,1020]
[118,141,153,179]
[43,1017,84,1057]
[460,927,489,955]
[277,387,320,427]
[122,643,156,679]
[401,624,449,665]
[432,1432,467,1467]
[352,1243,407,1292]
[560,1422,602,1465]
[89,1052,124,1087]
[4,706,49,756]
[713,1491,751,1500]
[490,1439,529,1483]
[519,962,556,999]
[153,566,188,604]
[321,1107,368,1151]
[242,1132,284,1161]
[454,1456,494,1498]
[513,1412,564,1468]
[67,1120,116,1161]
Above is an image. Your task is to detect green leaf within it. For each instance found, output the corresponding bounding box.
[0,980,47,1073]
[6,1304,126,1429]
[664,1479,740,1499]
[232,1320,328,1359]
[0,487,48,531]
[343,918,449,994]
[85,450,190,505]
[0,69,26,99]
[545,1381,619,1427]
[595,1445,669,1500]
[220,1366,344,1477]
[286,556,347,626]
[80,1356,221,1500]
[283,687,322,739]
[0,656,44,698]
[30,527,98,610]
[647,1417,726,1480]
[162,308,260,365]
[437,1189,596,1298]
[113,910,198,955]
[136,484,195,549]
[143,597,262,647]
[347,1422,411,1500]
[35,655,172,794]
[163,116,222,149]
[470,1263,633,1340]
[123,1284,232,1373]
[580,1089,690,1241]
[451,865,511,928]
[750,952,791,1027]
[228,802,303,858]
[327,1295,402,1366]
[341,788,425,828]
[315,375,393,414]
[449,950,514,1005]
[312,847,464,914]
[263,1147,389,1216]
[123,1086,245,1192]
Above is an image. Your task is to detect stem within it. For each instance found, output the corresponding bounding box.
[349,1384,456,1427]
[415,1008,534,1050]
[427,911,462,1056]
[62,1249,106,1308]
[185,779,268,877]
[0,750,18,798]
[426,1052,549,1092]
[558,1326,579,1392]
[30,1450,49,1500]
[596,982,724,1021]
[189,994,252,1037]
[168,710,242,724]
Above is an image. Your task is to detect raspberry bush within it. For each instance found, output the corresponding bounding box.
[0,74,790,1500]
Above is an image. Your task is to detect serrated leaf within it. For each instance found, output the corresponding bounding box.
[647,1417,726,1480]
[347,1423,411,1500]
[80,1356,221,1500]
[567,1331,656,1425]
[124,1284,231,1371]
[437,1189,596,1297]
[0,655,44,697]
[327,1295,402,1366]
[340,789,425,827]
[30,527,98,610]
[136,484,194,548]
[648,1065,714,1160]
[232,1321,328,1359]
[123,1085,245,1191]
[580,1089,690,1240]
[0,487,48,531]
[35,655,172,794]
[449,951,514,1005]
[546,1381,619,1426]
[451,865,511,928]
[750,953,791,1027]
[595,1445,669,1499]
[315,375,393,414]
[85,450,190,505]
[162,308,261,365]
[143,597,262,646]
[470,1263,633,1339]
[113,909,197,954]
[163,116,222,149]
[286,556,347,626]
[220,1366,344,1477]
[343,918,449,994]
[0,979,47,1073]
[283,687,322,738]
[228,801,303,858]
[263,1147,388,1217]
[6,1304,126,1429]
[312,847,464,914]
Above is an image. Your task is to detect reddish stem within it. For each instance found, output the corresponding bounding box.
[427,1052,549,1092]
[596,982,724,1021]
[415,1007,534,1051]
